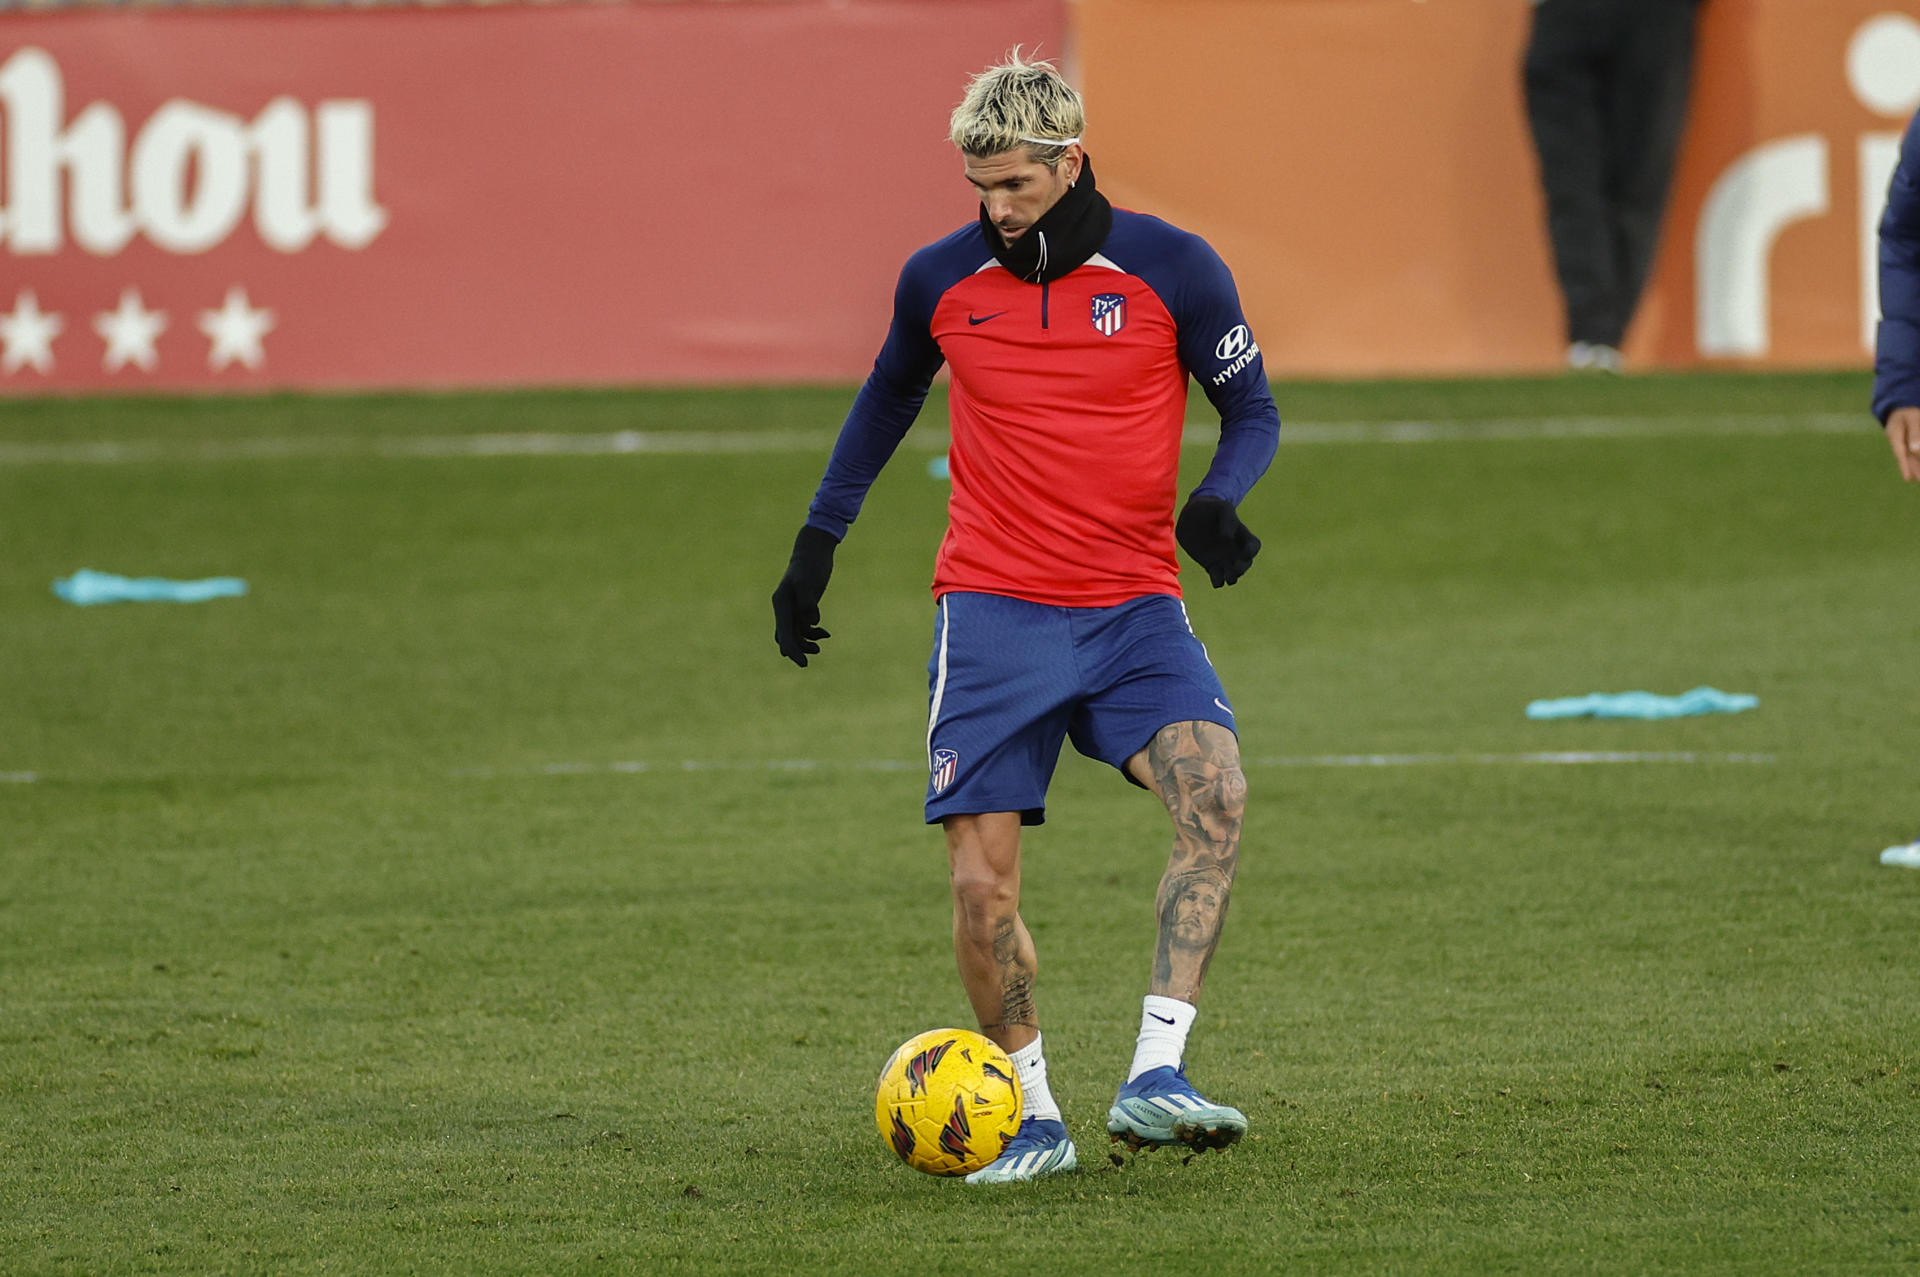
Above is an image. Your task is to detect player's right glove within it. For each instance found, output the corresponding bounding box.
[771,524,839,667]
[1175,495,1261,588]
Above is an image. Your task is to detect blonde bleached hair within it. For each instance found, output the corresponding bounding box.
[948,49,1086,167]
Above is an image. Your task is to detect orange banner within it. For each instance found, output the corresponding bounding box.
[1079,0,1920,374]
[0,1,1066,393]
[1079,0,1561,377]
[1643,0,1920,367]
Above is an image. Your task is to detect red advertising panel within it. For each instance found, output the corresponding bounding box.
[0,1,1066,393]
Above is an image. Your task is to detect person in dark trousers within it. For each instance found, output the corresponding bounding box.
[1871,106,1920,866]
[1523,0,1703,371]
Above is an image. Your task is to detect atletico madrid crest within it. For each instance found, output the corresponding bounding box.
[1090,292,1127,337]
[930,748,959,794]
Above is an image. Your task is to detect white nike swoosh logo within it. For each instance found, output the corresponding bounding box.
[1214,698,1233,716]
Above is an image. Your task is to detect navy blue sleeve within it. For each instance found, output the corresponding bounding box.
[804,253,949,539]
[1161,234,1281,506]
[1874,110,1920,424]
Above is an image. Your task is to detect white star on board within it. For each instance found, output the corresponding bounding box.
[0,289,64,374]
[94,287,167,373]
[198,286,275,372]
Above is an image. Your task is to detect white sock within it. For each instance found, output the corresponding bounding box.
[1127,995,1196,1082]
[1008,1034,1062,1123]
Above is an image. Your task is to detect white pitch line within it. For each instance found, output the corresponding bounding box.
[447,751,1774,780]
[448,759,923,780]
[1253,413,1861,445]
[0,430,854,466]
[1251,751,1775,767]
[386,429,850,458]
[0,414,1867,467]
[0,752,1776,785]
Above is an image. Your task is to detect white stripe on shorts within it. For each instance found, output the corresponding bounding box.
[926,597,952,771]
[1177,598,1216,666]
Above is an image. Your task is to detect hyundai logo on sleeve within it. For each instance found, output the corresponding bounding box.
[1214,324,1252,361]
[1210,324,1261,386]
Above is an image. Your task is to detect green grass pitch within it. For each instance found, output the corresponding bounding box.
[2,371,1915,1273]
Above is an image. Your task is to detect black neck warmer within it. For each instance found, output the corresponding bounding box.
[980,155,1113,284]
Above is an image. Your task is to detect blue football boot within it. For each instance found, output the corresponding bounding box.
[1106,1064,1247,1153]
[963,1116,1079,1184]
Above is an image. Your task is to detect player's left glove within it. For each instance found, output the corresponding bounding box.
[771,524,839,667]
[1176,495,1261,588]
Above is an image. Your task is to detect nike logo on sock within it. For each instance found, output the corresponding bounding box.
[1148,1013,1176,1025]
[968,311,1008,325]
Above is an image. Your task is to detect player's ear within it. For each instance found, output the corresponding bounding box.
[1062,145,1084,187]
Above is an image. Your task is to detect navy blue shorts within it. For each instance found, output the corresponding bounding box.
[924,591,1237,826]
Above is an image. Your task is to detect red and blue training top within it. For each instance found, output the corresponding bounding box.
[806,209,1281,607]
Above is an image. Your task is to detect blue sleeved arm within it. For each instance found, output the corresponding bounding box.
[1875,110,1920,424]
[1163,236,1281,506]
[804,254,949,539]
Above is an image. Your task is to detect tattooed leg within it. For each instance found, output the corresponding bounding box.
[1124,721,1246,1004]
[943,811,1039,1053]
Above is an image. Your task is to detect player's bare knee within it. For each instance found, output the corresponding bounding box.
[949,865,1017,928]
[1188,722,1246,830]
[1171,761,1245,827]
[1213,763,1247,826]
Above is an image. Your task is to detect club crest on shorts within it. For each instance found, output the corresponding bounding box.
[1090,292,1127,337]
[930,748,959,794]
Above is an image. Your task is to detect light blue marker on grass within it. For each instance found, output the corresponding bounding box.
[54,569,248,606]
[1526,687,1757,720]
[928,455,950,480]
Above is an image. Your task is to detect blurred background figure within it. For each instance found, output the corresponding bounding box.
[1874,105,1920,486]
[1872,103,1920,867]
[1523,0,1704,372]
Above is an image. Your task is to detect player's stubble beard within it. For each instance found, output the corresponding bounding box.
[979,155,1113,284]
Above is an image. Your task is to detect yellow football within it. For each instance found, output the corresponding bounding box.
[874,1028,1023,1176]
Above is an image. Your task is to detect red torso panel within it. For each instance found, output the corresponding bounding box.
[928,256,1188,607]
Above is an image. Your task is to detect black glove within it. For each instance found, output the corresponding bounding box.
[771,525,839,667]
[1175,495,1261,588]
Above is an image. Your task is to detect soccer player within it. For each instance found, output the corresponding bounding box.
[1872,105,1920,867]
[772,52,1279,1183]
